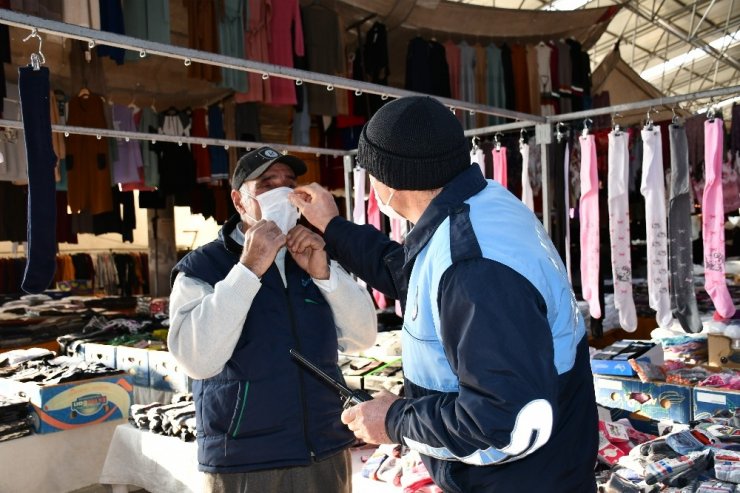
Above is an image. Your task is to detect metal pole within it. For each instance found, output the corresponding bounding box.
[0,8,545,123]
[0,118,353,157]
[343,155,355,221]
[546,84,740,123]
[536,122,553,235]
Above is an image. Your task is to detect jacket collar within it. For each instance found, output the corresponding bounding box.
[219,214,244,256]
[404,165,487,264]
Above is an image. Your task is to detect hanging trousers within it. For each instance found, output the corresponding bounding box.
[607,131,637,332]
[492,146,508,188]
[520,142,534,211]
[549,140,568,264]
[19,66,57,294]
[702,119,737,318]
[668,124,702,332]
[640,126,673,328]
[579,134,601,319]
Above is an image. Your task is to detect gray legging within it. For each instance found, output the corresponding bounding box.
[668,123,702,333]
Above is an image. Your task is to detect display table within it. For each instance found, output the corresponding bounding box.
[100,424,399,493]
[0,418,125,493]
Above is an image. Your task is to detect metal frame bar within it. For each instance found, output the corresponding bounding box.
[546,83,740,122]
[0,8,545,123]
[0,119,356,157]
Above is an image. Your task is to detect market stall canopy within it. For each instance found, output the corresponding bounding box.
[335,0,620,49]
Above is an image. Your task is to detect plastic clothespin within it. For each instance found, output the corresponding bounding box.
[471,136,481,151]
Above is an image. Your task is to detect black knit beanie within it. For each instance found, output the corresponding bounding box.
[357,96,470,190]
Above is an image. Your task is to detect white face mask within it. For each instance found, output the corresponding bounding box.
[372,183,405,221]
[243,186,300,234]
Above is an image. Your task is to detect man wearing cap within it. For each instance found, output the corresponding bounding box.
[168,146,377,492]
[291,96,599,492]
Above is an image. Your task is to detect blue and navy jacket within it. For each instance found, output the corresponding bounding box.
[324,165,598,492]
[172,215,355,473]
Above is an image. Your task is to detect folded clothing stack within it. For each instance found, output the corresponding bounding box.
[0,394,32,442]
[129,393,196,442]
[0,345,122,385]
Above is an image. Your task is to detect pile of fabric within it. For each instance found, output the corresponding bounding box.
[0,394,32,442]
[129,393,195,441]
[597,409,740,492]
[359,444,442,493]
[0,348,120,384]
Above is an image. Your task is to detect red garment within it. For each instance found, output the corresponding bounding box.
[444,40,461,101]
[510,44,531,114]
[267,0,304,105]
[237,0,271,103]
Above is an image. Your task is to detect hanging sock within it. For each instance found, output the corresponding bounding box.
[19,66,58,294]
[607,131,637,332]
[668,124,703,332]
[493,146,507,188]
[579,134,601,319]
[641,126,673,328]
[470,146,485,177]
[352,167,366,225]
[520,142,534,211]
[702,119,737,319]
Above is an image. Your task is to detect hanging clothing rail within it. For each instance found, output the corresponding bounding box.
[547,84,740,123]
[0,119,351,157]
[0,8,546,124]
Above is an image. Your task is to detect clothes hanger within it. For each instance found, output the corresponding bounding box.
[611,112,623,135]
[519,128,527,149]
[671,105,681,126]
[555,122,568,143]
[494,132,503,152]
[471,136,481,152]
[644,107,655,131]
[581,117,592,138]
[21,28,45,71]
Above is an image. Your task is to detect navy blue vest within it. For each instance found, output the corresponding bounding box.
[173,217,354,473]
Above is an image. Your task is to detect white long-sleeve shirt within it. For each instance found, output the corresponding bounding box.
[168,226,378,380]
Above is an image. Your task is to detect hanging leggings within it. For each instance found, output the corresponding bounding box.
[352,167,366,225]
[607,131,637,332]
[19,66,57,294]
[470,147,485,178]
[702,119,737,318]
[579,134,600,319]
[520,143,534,211]
[641,126,672,328]
[493,146,507,188]
[668,124,702,332]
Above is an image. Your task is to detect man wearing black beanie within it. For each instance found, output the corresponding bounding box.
[291,96,598,492]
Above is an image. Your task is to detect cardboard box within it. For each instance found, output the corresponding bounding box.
[693,387,740,421]
[591,340,664,377]
[707,334,740,369]
[78,343,117,370]
[148,350,189,392]
[116,346,150,387]
[0,373,133,434]
[593,374,693,424]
